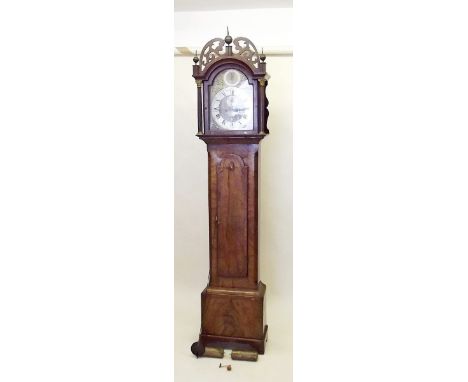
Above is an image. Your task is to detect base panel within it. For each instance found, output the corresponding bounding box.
[198,281,267,355]
[199,325,268,354]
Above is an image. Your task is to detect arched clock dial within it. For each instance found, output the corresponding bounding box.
[210,69,253,131]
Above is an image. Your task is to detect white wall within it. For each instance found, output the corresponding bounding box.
[174,11,292,379]
[174,52,292,381]
[174,8,293,54]
[174,9,293,298]
[174,55,293,298]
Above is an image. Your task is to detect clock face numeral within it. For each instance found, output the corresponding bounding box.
[211,85,253,131]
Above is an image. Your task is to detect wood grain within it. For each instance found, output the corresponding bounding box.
[216,155,248,278]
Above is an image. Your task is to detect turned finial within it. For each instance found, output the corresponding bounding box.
[224,26,233,45]
[260,48,266,62]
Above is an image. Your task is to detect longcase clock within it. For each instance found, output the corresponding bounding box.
[190,30,270,357]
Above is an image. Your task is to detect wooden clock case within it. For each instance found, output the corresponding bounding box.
[191,32,270,355]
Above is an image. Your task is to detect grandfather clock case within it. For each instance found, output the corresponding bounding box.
[190,31,270,356]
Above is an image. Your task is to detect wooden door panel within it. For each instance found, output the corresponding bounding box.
[216,155,248,278]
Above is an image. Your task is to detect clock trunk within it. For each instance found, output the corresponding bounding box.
[200,143,267,353]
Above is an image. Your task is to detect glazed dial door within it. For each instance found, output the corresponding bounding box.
[210,69,253,131]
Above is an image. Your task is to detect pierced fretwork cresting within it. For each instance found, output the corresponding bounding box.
[232,37,259,69]
[199,36,261,74]
[199,38,226,72]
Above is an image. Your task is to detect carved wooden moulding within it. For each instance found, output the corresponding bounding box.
[199,36,260,73]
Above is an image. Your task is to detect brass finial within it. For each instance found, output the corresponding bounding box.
[225,26,233,45]
[260,48,266,62]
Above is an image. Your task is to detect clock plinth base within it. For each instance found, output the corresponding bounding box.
[198,282,268,354]
[199,326,268,355]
